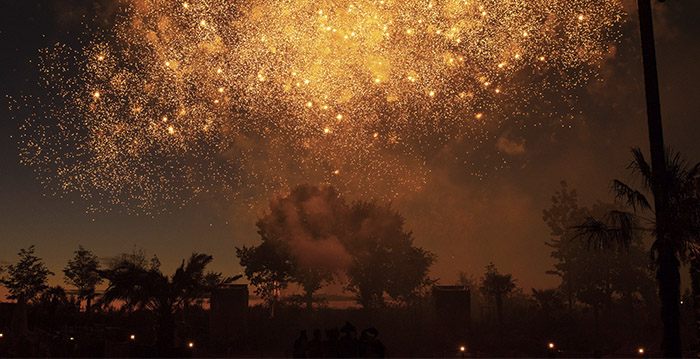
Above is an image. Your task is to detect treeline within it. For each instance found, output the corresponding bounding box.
[0,246,235,356]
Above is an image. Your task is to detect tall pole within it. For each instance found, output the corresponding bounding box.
[636,0,681,357]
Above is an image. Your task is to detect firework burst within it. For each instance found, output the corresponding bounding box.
[17,0,624,213]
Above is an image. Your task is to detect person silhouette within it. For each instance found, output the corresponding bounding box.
[323,327,340,358]
[339,321,359,358]
[293,330,309,358]
[363,328,385,358]
[308,329,324,358]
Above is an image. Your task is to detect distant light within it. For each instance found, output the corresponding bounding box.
[0,333,4,338]
[70,337,75,341]
[638,348,645,354]
[548,342,554,349]
[460,346,466,352]
[130,334,135,340]
[188,342,194,348]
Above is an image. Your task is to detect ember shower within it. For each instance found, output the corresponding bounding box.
[18,0,624,213]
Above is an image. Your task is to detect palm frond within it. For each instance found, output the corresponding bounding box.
[572,216,623,252]
[629,148,653,192]
[688,162,700,181]
[611,180,652,213]
[572,211,645,252]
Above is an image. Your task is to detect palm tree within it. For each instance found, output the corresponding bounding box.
[479,262,516,326]
[101,251,239,353]
[575,148,700,356]
[531,288,563,313]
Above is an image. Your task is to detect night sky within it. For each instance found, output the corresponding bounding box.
[1,0,699,298]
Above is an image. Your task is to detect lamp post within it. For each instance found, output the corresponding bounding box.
[636,0,681,357]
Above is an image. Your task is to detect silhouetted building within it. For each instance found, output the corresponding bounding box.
[209,285,248,352]
[0,302,15,329]
[433,286,470,344]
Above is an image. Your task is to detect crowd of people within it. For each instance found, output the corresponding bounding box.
[292,322,386,358]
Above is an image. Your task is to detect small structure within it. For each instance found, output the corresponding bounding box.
[433,286,470,346]
[209,284,248,352]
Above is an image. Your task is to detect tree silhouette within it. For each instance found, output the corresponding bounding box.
[575,148,700,355]
[236,241,293,317]
[173,252,239,309]
[63,245,102,314]
[101,250,236,352]
[479,262,516,326]
[0,245,53,338]
[345,201,435,309]
[238,184,435,310]
[542,182,589,313]
[530,288,563,313]
[34,285,80,330]
[239,185,348,310]
[544,182,657,322]
[0,245,54,301]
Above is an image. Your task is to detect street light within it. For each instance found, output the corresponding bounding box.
[460,346,466,352]
[188,342,194,349]
[548,342,555,349]
[130,334,135,341]
[638,347,645,355]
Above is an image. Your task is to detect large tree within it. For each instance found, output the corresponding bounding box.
[240,185,348,309]
[345,201,435,309]
[237,184,435,310]
[236,240,293,317]
[63,245,102,314]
